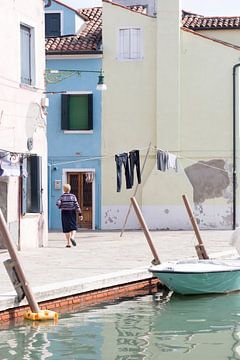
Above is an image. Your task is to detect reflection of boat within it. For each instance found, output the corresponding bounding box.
[152,292,240,333]
[149,259,240,295]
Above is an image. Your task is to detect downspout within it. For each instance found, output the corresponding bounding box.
[48,163,52,229]
[233,63,240,229]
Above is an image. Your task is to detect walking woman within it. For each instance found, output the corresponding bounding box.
[56,184,83,247]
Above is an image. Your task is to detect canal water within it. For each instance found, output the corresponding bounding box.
[1,291,240,359]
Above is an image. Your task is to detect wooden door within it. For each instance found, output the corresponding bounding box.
[67,172,92,229]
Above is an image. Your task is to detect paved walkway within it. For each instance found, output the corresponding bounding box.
[0,229,237,312]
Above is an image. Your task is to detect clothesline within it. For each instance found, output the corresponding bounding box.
[151,146,229,174]
[48,145,231,174]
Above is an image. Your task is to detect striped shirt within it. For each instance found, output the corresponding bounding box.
[56,193,81,213]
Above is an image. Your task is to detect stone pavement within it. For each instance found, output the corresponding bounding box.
[0,229,237,312]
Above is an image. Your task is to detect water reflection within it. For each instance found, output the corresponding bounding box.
[1,293,240,359]
[0,320,56,359]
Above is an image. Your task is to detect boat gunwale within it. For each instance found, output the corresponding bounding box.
[149,268,240,275]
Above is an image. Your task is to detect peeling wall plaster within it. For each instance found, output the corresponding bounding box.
[184,159,230,204]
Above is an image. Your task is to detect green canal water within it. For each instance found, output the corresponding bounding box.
[1,292,240,359]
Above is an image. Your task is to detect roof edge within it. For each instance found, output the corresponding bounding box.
[46,50,103,55]
[103,0,155,18]
[50,0,86,20]
[182,27,240,51]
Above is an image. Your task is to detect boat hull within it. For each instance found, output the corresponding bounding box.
[149,259,240,295]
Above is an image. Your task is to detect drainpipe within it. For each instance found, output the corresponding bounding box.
[233,63,240,229]
[48,163,52,229]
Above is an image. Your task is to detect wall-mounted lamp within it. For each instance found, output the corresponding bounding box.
[96,71,107,91]
[45,69,107,91]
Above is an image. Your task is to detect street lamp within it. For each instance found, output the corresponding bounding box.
[45,69,107,91]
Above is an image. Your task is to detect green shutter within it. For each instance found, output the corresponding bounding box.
[21,158,27,215]
[61,94,69,130]
[69,95,88,130]
[30,156,42,213]
[88,94,93,130]
[62,94,93,130]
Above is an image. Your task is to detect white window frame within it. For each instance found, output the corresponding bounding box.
[118,27,143,61]
[45,10,63,36]
[20,23,35,86]
[63,91,93,134]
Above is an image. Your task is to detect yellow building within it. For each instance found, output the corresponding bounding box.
[101,0,240,230]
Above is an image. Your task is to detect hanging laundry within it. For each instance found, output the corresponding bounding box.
[157,150,179,172]
[115,153,132,192]
[168,152,179,172]
[0,156,21,176]
[129,150,141,186]
[157,150,169,171]
[0,162,3,176]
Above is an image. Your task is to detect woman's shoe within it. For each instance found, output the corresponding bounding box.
[66,245,71,248]
[70,238,76,246]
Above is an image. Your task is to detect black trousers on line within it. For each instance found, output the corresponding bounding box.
[129,150,141,186]
[115,153,132,192]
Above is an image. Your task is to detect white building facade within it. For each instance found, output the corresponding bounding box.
[0,0,48,249]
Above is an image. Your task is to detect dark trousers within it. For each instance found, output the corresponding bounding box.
[115,153,132,192]
[129,150,141,186]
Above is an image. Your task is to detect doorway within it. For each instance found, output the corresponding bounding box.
[67,172,93,229]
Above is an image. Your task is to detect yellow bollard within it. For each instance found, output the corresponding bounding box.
[24,309,58,321]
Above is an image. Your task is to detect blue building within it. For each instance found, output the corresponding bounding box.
[45,1,103,230]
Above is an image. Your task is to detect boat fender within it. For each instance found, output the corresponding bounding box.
[24,309,58,321]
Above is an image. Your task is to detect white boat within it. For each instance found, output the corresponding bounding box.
[149,259,240,295]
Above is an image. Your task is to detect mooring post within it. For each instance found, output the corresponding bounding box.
[0,209,40,313]
[131,196,161,265]
[182,194,209,260]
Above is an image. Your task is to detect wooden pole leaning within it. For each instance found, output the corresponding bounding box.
[0,209,58,321]
[182,194,209,260]
[0,209,40,312]
[120,142,152,237]
[131,196,161,265]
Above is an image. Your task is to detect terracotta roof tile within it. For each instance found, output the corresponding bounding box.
[182,12,240,30]
[45,7,102,54]
[128,5,147,14]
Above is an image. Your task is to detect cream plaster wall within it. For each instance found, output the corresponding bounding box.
[156,0,181,151]
[194,29,240,47]
[181,30,237,155]
[0,0,47,248]
[143,30,240,230]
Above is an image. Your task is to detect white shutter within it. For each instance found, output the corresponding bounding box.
[130,28,141,59]
[118,28,143,60]
[119,28,130,59]
[20,25,31,84]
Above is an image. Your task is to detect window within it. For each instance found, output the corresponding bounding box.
[22,156,42,214]
[45,13,61,37]
[61,94,93,131]
[20,24,34,85]
[118,27,143,60]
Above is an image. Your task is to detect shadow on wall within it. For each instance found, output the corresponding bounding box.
[184,159,230,204]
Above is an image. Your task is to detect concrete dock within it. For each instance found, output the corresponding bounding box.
[0,229,237,313]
